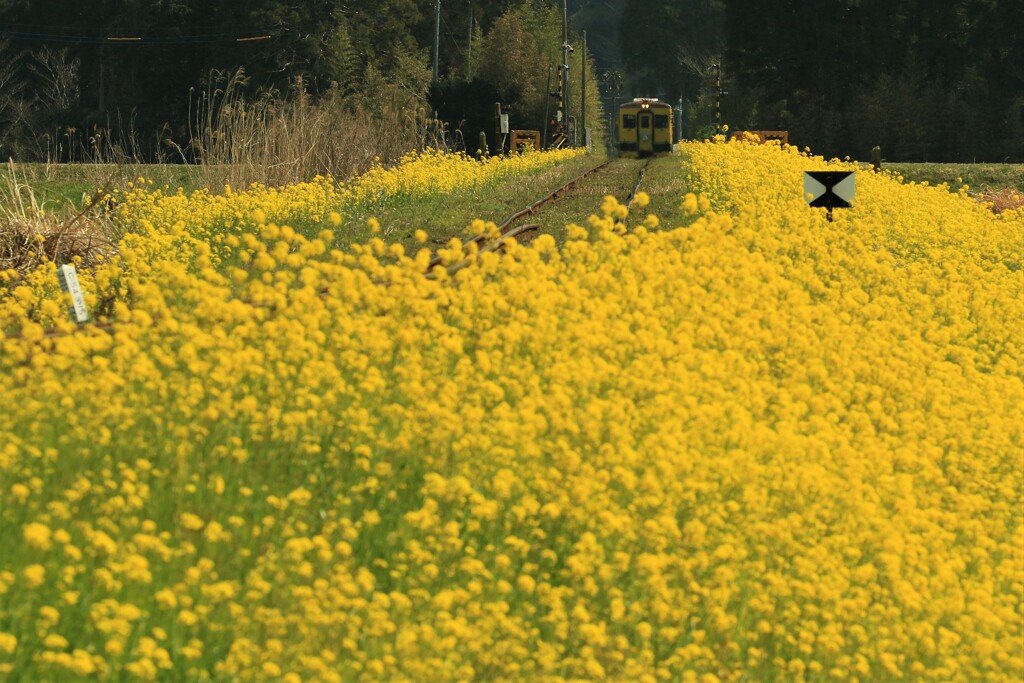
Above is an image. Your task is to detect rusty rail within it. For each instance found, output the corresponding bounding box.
[426,157,613,270]
[627,158,653,207]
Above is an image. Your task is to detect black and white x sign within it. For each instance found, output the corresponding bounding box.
[803,171,855,208]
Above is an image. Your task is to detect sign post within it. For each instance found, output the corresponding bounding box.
[56,263,89,324]
[804,171,855,222]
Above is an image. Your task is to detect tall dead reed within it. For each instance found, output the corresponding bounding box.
[2,70,443,277]
[187,71,445,190]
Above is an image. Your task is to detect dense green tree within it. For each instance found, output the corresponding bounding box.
[570,0,625,74]
[723,0,1024,160]
[474,1,603,147]
[617,0,724,103]
[0,0,437,159]
[0,0,560,160]
[4,0,1018,162]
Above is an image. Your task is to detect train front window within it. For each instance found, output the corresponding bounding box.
[639,115,650,128]
[622,115,636,129]
[654,115,669,128]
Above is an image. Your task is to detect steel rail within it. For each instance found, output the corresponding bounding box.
[426,223,541,280]
[429,156,652,279]
[426,157,613,271]
[624,157,653,210]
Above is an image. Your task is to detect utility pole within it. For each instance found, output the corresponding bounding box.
[562,0,570,144]
[433,0,441,81]
[581,31,586,146]
[606,69,622,154]
[467,1,473,81]
[543,66,552,148]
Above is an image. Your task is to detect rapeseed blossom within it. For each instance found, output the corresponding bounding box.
[0,142,1021,681]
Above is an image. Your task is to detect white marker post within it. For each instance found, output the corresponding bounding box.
[56,263,89,324]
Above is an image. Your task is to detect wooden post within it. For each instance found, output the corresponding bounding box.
[871,146,882,172]
[494,102,502,154]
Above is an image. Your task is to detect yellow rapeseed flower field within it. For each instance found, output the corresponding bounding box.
[110,146,587,258]
[0,141,1021,682]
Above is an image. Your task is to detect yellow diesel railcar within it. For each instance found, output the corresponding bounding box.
[618,98,673,157]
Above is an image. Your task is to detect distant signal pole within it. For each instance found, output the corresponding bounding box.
[677,96,684,142]
[710,62,727,132]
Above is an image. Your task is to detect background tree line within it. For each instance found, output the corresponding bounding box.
[618,0,1024,162]
[0,0,602,164]
[4,0,1020,164]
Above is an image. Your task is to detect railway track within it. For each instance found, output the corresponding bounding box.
[626,158,654,207]
[4,156,653,342]
[426,157,615,271]
[427,156,652,277]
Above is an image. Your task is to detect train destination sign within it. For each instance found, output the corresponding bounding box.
[803,171,855,221]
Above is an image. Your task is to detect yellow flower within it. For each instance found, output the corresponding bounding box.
[38,606,60,625]
[681,192,699,213]
[177,610,199,627]
[69,650,96,676]
[154,588,177,609]
[22,564,45,588]
[516,575,536,594]
[180,513,204,531]
[23,522,52,550]
[181,639,203,659]
[43,634,68,649]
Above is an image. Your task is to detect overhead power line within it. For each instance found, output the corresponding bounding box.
[0,26,287,45]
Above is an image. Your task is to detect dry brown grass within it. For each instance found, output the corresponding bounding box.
[0,162,116,277]
[976,187,1024,214]
[186,71,445,190]
[2,70,445,277]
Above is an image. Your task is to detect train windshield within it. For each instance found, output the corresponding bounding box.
[654,115,670,128]
[622,115,636,129]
